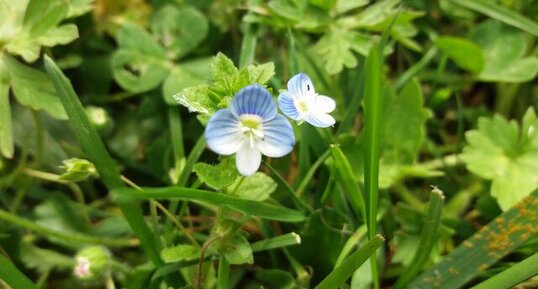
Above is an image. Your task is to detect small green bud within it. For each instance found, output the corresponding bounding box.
[74,246,111,281]
[59,158,97,182]
[85,106,113,135]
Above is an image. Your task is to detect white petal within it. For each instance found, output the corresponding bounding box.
[278,92,301,120]
[304,112,335,128]
[315,94,336,113]
[258,114,295,157]
[205,109,243,155]
[236,141,262,176]
[287,73,315,99]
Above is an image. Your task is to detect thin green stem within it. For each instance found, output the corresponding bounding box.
[262,161,313,212]
[395,47,438,91]
[296,150,330,197]
[217,255,230,289]
[239,23,258,68]
[0,209,136,247]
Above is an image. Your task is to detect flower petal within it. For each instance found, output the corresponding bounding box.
[231,84,276,120]
[205,109,242,155]
[314,94,336,113]
[304,112,335,128]
[258,114,295,157]
[287,73,315,99]
[236,141,262,176]
[278,92,301,120]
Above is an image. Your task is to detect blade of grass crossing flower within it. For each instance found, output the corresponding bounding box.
[239,22,258,68]
[447,0,538,37]
[329,145,366,222]
[407,189,538,289]
[314,235,385,289]
[43,56,163,266]
[113,187,306,222]
[471,252,538,289]
[0,254,38,289]
[394,187,445,289]
[363,45,383,289]
[263,161,312,212]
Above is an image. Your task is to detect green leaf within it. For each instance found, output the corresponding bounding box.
[211,52,250,97]
[163,58,211,105]
[5,54,67,119]
[112,23,170,93]
[227,172,277,201]
[66,0,94,18]
[314,235,385,289]
[313,29,359,75]
[447,0,538,37]
[112,186,306,222]
[44,56,164,266]
[20,242,73,273]
[150,4,208,60]
[407,190,538,289]
[471,252,538,289]
[0,55,13,158]
[0,254,39,289]
[435,36,484,74]
[161,245,199,263]
[471,20,538,83]
[247,62,275,84]
[174,84,215,116]
[193,161,238,190]
[220,234,254,265]
[461,108,538,210]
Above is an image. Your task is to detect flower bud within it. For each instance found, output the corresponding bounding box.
[74,246,111,281]
[59,158,98,182]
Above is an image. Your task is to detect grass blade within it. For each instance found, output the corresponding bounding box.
[448,0,538,37]
[112,187,306,222]
[0,254,38,289]
[408,189,538,289]
[395,47,438,91]
[0,79,13,158]
[471,252,538,289]
[251,232,302,252]
[43,56,163,266]
[394,187,445,289]
[239,23,258,68]
[329,145,366,222]
[363,44,383,288]
[314,234,385,289]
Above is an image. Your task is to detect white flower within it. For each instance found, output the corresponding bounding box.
[205,85,295,176]
[278,73,336,128]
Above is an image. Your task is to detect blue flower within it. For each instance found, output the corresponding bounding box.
[205,85,295,176]
[278,73,336,128]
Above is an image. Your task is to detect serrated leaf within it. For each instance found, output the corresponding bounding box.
[160,245,199,263]
[5,54,67,119]
[150,4,208,60]
[227,172,277,201]
[193,162,238,190]
[461,108,538,210]
[66,0,93,18]
[174,85,215,115]
[314,29,359,74]
[163,58,211,105]
[435,36,484,74]
[247,62,275,85]
[211,52,250,97]
[472,20,538,83]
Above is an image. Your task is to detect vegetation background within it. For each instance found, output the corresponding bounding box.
[0,0,538,289]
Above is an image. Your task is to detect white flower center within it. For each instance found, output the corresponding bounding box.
[239,114,264,147]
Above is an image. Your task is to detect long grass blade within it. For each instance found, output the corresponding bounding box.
[394,187,444,289]
[471,252,538,289]
[314,234,385,289]
[407,189,538,289]
[447,0,538,37]
[43,56,163,266]
[0,254,38,289]
[112,187,306,222]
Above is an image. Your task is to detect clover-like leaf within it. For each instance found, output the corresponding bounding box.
[461,108,538,210]
[435,36,484,74]
[471,20,538,83]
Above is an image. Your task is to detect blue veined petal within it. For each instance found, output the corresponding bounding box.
[304,112,335,128]
[278,92,301,121]
[287,73,315,99]
[205,109,243,155]
[236,140,262,176]
[258,114,295,157]
[231,85,276,120]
